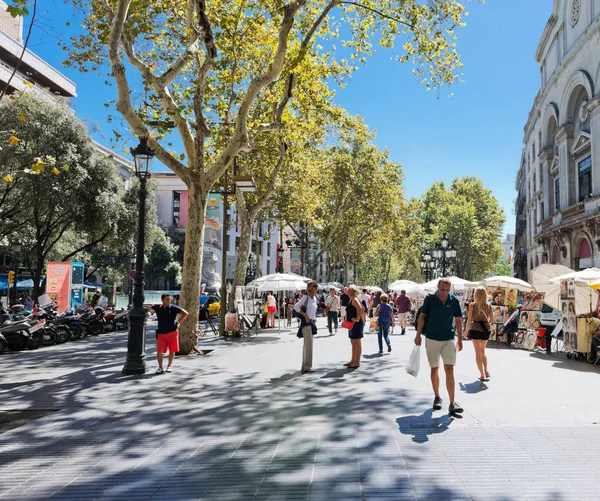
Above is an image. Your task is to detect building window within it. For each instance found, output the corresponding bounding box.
[267,242,271,257]
[266,260,270,275]
[554,178,560,211]
[259,223,264,238]
[235,237,240,251]
[578,156,592,202]
[173,191,180,227]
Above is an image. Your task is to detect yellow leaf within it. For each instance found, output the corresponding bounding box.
[3,175,13,183]
[7,135,19,145]
[52,167,60,175]
[18,110,27,122]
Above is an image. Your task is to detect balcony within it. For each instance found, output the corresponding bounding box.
[535,196,600,241]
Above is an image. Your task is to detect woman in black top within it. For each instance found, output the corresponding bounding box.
[344,285,364,369]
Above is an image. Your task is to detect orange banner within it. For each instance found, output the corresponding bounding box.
[46,262,71,312]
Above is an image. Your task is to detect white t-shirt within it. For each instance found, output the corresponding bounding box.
[325,295,339,312]
[358,294,370,310]
[267,295,276,307]
[294,295,318,320]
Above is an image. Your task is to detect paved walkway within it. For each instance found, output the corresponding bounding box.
[1,318,600,500]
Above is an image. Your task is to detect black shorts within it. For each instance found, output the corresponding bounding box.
[469,330,490,341]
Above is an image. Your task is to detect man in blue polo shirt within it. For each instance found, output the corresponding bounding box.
[415,278,464,415]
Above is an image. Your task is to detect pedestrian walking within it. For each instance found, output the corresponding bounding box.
[340,287,350,320]
[395,290,411,335]
[325,288,340,335]
[358,289,370,324]
[285,296,293,327]
[374,294,394,354]
[266,292,276,328]
[150,293,189,374]
[414,278,464,415]
[465,286,493,381]
[344,285,364,368]
[294,281,319,374]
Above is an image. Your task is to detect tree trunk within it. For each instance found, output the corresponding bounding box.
[178,183,208,355]
[232,210,252,293]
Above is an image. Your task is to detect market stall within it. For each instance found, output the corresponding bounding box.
[549,269,600,358]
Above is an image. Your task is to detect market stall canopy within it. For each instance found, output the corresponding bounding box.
[530,264,574,310]
[247,273,310,292]
[361,286,384,294]
[422,276,479,290]
[479,276,534,292]
[548,268,600,315]
[549,268,600,285]
[388,280,417,291]
[404,283,436,299]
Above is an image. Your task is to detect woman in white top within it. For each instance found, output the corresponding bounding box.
[294,280,319,373]
[266,293,276,328]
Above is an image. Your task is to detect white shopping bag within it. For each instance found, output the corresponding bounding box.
[405,346,421,378]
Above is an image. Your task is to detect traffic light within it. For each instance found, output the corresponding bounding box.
[7,271,14,285]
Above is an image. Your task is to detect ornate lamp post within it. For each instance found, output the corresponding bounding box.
[276,245,285,273]
[419,249,434,281]
[431,233,457,277]
[122,137,155,376]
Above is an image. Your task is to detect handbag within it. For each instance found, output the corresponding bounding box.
[292,296,308,319]
[342,319,355,330]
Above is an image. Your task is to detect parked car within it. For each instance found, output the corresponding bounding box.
[199,295,221,320]
[540,303,562,327]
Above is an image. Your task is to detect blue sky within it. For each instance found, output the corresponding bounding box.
[28,0,551,236]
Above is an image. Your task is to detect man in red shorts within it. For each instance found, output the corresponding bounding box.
[151,294,189,374]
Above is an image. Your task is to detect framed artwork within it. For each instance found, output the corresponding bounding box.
[521,292,545,311]
[492,288,506,306]
[561,279,575,300]
[513,330,526,348]
[489,324,497,341]
[518,310,542,330]
[505,288,518,307]
[523,330,538,351]
[492,305,506,324]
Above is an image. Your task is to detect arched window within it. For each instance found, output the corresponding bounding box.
[578,238,592,269]
[552,247,560,264]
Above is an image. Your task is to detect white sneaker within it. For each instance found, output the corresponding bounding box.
[165,367,172,373]
[155,368,164,374]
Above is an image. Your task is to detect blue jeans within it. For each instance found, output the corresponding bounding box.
[327,311,338,333]
[378,321,391,351]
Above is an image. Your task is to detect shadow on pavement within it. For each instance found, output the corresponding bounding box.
[459,380,488,393]
[396,409,455,443]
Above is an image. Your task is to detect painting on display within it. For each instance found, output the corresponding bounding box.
[521,292,545,311]
[492,305,507,324]
[523,330,538,351]
[489,324,497,342]
[513,330,526,349]
[561,279,575,300]
[561,299,577,350]
[492,288,505,306]
[505,288,518,308]
[518,310,542,330]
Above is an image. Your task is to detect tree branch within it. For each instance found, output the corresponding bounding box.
[107,0,189,181]
[61,230,112,262]
[339,1,417,29]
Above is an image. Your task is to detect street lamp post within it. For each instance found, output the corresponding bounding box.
[430,233,457,277]
[276,245,285,273]
[218,158,256,336]
[419,249,434,281]
[122,137,155,376]
[128,253,136,308]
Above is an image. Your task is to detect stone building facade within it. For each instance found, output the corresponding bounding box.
[515,0,600,281]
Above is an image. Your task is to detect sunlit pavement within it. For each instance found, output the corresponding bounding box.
[1,317,600,500]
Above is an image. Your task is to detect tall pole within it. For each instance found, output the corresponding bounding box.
[219,163,230,337]
[122,176,148,375]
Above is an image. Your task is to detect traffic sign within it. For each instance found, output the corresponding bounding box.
[129,270,136,280]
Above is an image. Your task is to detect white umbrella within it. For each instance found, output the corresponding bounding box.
[530,264,574,310]
[479,275,534,292]
[549,268,600,285]
[388,280,417,291]
[423,276,479,290]
[404,283,436,299]
[363,286,384,293]
[548,268,600,315]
